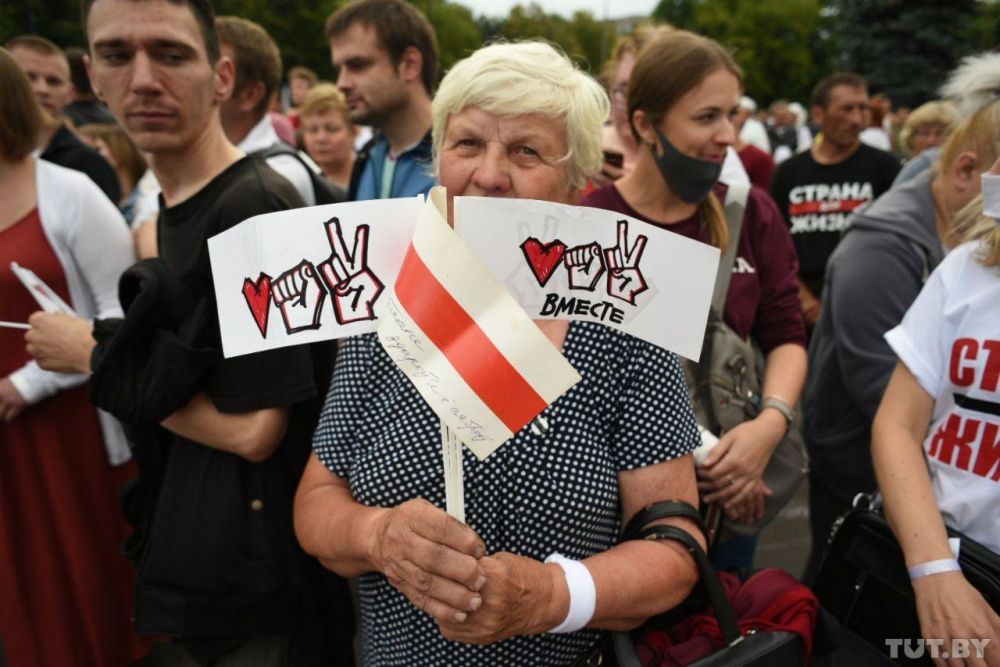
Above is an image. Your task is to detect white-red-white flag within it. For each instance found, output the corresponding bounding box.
[377,188,581,460]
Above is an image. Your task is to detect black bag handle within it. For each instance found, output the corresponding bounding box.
[623,500,706,541]
[638,524,743,646]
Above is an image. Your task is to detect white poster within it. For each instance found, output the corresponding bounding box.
[454,196,720,361]
[208,197,424,358]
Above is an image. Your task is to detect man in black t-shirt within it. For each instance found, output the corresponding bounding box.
[771,73,900,329]
[26,0,353,663]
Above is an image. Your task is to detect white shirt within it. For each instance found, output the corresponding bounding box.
[740,118,771,153]
[238,115,320,207]
[720,145,750,186]
[885,240,1000,553]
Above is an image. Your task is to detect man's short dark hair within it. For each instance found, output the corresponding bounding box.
[80,0,220,64]
[325,0,438,94]
[216,16,281,116]
[65,46,94,96]
[811,72,867,109]
[5,34,65,58]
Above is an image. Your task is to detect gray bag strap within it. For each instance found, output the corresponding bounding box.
[710,182,750,314]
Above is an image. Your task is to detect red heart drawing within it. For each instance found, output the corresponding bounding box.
[242,272,272,338]
[520,237,567,287]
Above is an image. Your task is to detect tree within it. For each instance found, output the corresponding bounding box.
[837,0,980,107]
[1,0,90,47]
[409,0,483,76]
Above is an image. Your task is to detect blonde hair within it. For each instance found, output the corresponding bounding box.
[951,194,1000,267]
[628,30,742,250]
[935,99,1000,179]
[900,101,957,153]
[601,23,676,88]
[300,82,351,122]
[432,41,609,190]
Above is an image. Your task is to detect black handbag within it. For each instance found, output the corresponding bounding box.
[606,500,811,667]
[813,494,1000,665]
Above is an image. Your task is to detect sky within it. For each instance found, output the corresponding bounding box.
[455,0,658,20]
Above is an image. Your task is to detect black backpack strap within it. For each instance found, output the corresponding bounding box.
[623,500,705,541]
[638,524,743,646]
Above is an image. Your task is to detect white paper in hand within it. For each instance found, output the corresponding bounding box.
[10,262,76,314]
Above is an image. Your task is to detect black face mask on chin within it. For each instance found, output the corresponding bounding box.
[650,126,723,204]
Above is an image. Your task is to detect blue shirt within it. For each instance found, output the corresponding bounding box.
[350,130,435,201]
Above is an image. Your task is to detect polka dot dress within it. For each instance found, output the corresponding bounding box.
[313,321,700,666]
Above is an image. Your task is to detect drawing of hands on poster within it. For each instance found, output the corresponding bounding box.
[603,220,648,305]
[564,242,605,292]
[318,217,384,324]
[273,260,326,333]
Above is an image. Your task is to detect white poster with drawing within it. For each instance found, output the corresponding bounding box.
[208,196,424,358]
[454,196,720,361]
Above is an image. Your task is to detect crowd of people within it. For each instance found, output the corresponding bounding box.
[0,0,997,665]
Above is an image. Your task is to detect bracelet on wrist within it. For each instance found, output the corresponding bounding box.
[760,396,795,425]
[544,553,596,634]
[908,558,961,580]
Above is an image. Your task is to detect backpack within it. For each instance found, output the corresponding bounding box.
[256,143,346,205]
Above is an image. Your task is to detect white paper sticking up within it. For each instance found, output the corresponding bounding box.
[207,197,424,358]
[440,420,466,523]
[454,196,721,361]
[11,262,76,314]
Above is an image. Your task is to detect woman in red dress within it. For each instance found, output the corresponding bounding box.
[0,48,144,666]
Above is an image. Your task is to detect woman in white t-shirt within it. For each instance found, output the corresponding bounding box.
[871,158,1000,664]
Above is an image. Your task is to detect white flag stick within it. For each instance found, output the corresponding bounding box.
[0,321,31,330]
[440,420,465,523]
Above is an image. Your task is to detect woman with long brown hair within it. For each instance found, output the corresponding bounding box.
[581,31,807,568]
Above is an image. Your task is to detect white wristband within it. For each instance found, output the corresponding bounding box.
[908,558,961,580]
[982,173,1000,221]
[544,553,596,634]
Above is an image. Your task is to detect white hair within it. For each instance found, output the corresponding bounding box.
[940,52,1000,119]
[432,41,610,190]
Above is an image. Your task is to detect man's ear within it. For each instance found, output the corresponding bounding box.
[397,45,423,84]
[214,55,236,103]
[84,53,104,101]
[238,80,267,113]
[810,105,824,127]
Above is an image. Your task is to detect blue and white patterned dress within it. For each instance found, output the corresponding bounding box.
[313,321,700,666]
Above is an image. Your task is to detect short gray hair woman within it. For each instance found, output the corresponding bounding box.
[295,41,703,665]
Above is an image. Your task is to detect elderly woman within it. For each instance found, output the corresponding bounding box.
[294,41,702,665]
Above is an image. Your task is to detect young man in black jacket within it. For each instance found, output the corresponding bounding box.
[26,0,353,663]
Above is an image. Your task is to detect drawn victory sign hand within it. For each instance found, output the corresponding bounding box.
[564,242,605,292]
[272,260,326,334]
[318,217,384,325]
[603,219,648,305]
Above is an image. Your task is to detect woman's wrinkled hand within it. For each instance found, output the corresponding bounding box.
[721,479,772,524]
[369,498,487,625]
[0,376,28,422]
[912,572,1000,667]
[25,312,95,374]
[437,552,560,644]
[697,411,786,512]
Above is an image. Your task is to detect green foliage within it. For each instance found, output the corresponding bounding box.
[837,0,980,107]
[1,0,89,48]
[651,0,821,104]
[497,3,609,74]
[408,0,483,75]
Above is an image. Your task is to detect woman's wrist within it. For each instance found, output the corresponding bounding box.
[541,557,586,633]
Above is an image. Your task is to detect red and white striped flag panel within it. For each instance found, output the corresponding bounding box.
[377,188,581,460]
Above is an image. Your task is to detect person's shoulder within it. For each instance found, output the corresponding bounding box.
[214,155,305,211]
[856,143,901,167]
[771,150,814,183]
[37,157,109,202]
[578,183,621,210]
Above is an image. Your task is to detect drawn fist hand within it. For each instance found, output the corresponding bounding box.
[564,242,605,292]
[273,260,325,333]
